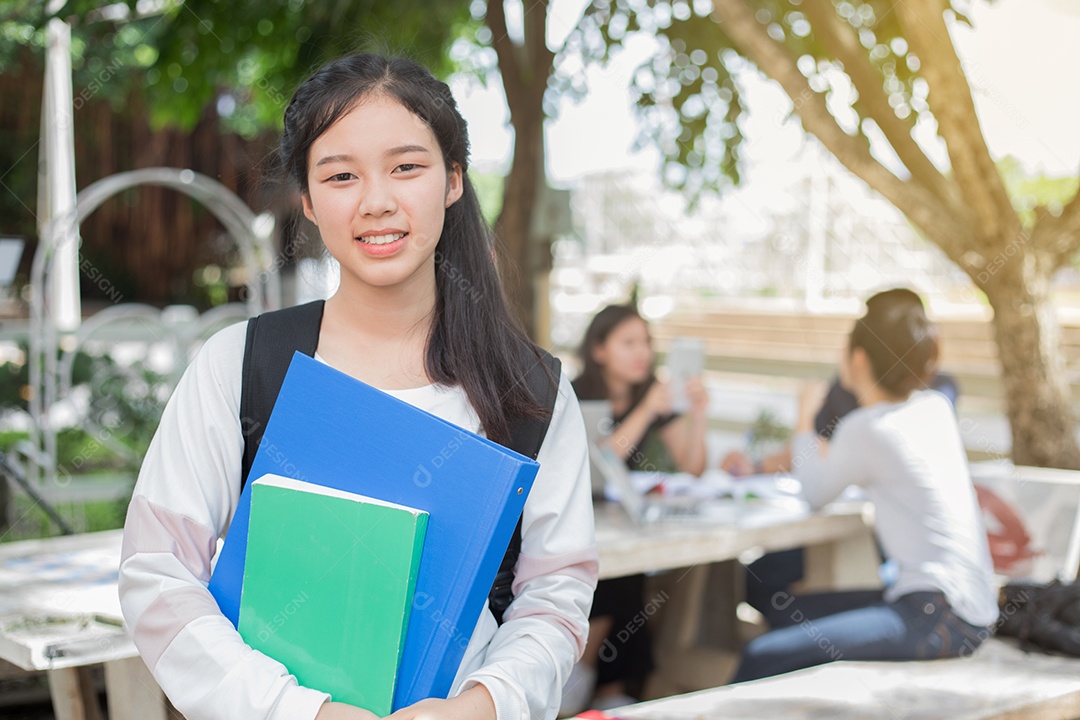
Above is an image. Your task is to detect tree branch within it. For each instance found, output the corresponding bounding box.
[1031,167,1080,268]
[894,0,1018,246]
[1057,170,1080,238]
[487,0,522,108]
[800,0,958,209]
[524,0,555,88]
[709,0,969,261]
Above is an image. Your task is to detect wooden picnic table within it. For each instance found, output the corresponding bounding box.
[0,529,165,720]
[595,497,875,582]
[0,495,876,719]
[593,496,880,689]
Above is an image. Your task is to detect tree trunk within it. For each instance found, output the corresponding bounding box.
[982,256,1080,469]
[494,119,544,338]
[486,0,554,340]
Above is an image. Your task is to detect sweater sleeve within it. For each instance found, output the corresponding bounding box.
[791,410,875,511]
[459,372,599,720]
[117,322,331,720]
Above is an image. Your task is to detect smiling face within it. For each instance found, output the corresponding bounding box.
[301,94,463,293]
[592,316,654,386]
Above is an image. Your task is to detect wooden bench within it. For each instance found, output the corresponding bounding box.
[624,460,1080,717]
[614,640,1080,720]
[650,308,1080,407]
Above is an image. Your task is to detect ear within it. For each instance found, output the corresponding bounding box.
[849,347,873,384]
[301,192,317,225]
[445,163,464,208]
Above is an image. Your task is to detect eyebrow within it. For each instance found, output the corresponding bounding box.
[314,145,431,167]
[314,154,353,167]
[387,144,430,157]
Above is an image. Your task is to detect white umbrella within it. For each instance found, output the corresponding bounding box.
[36,13,82,332]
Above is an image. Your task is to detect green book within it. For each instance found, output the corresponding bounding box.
[237,474,428,714]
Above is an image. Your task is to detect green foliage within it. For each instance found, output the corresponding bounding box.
[83,357,171,458]
[748,407,789,451]
[12,0,475,137]
[0,343,168,539]
[4,494,130,540]
[2,0,165,109]
[139,0,474,135]
[997,156,1080,231]
[0,344,96,413]
[54,427,117,468]
[0,354,28,411]
[560,1,745,204]
[0,345,168,467]
[559,0,980,204]
[469,169,505,225]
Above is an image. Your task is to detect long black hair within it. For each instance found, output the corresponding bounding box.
[279,53,549,444]
[573,304,657,412]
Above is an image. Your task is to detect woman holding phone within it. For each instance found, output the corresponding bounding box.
[564,303,709,713]
[574,304,708,476]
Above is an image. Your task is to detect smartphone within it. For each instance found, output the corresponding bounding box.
[666,337,705,414]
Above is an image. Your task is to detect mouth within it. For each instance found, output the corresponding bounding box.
[357,231,408,245]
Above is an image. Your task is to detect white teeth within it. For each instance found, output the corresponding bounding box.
[359,232,405,245]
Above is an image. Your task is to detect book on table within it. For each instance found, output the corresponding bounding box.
[209,352,541,709]
[237,474,428,715]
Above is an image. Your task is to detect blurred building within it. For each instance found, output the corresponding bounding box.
[549,161,991,348]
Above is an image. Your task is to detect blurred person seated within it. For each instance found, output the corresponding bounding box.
[721,289,960,627]
[561,303,709,715]
[730,291,996,682]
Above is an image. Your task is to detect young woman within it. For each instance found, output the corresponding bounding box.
[731,296,997,683]
[118,54,597,720]
[726,289,962,628]
[573,304,708,476]
[564,303,708,712]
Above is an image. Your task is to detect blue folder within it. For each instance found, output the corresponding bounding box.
[208,352,540,709]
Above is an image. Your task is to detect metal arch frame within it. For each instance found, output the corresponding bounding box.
[28,167,280,488]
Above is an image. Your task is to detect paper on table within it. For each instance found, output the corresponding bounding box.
[603,470,805,502]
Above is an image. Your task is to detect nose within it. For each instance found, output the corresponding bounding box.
[356,176,396,218]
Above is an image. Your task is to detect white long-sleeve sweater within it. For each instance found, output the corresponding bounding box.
[118,320,598,720]
[791,389,998,627]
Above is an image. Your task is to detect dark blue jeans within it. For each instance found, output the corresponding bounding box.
[732,590,991,683]
[744,548,806,627]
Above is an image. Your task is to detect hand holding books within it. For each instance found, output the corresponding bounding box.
[381,686,496,720]
[315,702,379,720]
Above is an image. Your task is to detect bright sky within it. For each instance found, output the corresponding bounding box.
[450,0,1080,186]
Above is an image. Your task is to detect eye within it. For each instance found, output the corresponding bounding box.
[394,163,422,173]
[326,172,355,182]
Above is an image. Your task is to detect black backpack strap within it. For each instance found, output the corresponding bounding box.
[488,349,562,625]
[240,300,326,490]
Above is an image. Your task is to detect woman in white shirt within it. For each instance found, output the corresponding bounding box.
[118,53,597,720]
[732,293,998,682]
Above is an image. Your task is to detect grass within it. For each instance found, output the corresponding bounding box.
[1,495,130,542]
[0,428,130,469]
[0,427,135,543]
